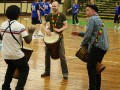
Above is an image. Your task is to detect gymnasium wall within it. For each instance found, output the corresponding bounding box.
[0,1,63,15]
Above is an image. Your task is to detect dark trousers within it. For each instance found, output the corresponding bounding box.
[72,14,79,24]
[2,57,29,90]
[44,37,68,75]
[114,14,119,24]
[87,46,106,90]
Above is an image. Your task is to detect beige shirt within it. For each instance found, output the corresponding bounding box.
[0,20,28,60]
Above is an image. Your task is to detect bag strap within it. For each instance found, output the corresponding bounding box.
[2,21,14,39]
[8,21,23,48]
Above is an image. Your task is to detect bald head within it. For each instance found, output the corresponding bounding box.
[52,1,59,13]
[52,1,59,6]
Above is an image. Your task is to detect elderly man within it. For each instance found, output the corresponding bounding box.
[72,5,109,90]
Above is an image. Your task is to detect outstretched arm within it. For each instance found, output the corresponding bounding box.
[23,27,36,44]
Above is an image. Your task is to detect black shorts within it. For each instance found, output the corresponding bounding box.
[114,14,119,24]
[32,17,42,25]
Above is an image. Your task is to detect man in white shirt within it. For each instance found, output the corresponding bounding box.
[0,5,35,90]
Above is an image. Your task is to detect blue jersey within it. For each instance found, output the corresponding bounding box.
[44,2,51,15]
[72,4,79,14]
[115,6,120,15]
[39,2,45,16]
[31,2,39,18]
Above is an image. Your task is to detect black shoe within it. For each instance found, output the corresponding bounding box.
[2,84,11,90]
[41,73,50,77]
[63,73,68,79]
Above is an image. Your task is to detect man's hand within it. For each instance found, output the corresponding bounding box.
[54,28,61,33]
[45,29,51,36]
[28,27,36,35]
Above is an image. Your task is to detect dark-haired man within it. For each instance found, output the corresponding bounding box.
[0,5,35,90]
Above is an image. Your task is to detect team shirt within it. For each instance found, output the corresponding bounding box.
[44,2,51,15]
[72,4,80,14]
[31,2,39,18]
[115,6,120,15]
[39,1,45,16]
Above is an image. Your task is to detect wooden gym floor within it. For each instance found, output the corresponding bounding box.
[0,16,120,90]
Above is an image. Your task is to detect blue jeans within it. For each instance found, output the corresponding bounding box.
[2,57,29,90]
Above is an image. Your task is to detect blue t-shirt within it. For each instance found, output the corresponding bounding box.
[31,2,39,18]
[72,4,80,14]
[115,6,120,15]
[39,2,45,16]
[44,2,51,15]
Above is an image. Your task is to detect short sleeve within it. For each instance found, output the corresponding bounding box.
[61,13,67,22]
[19,24,28,37]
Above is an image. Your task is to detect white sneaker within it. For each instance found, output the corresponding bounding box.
[76,23,79,25]
[32,35,38,39]
[114,26,117,30]
[75,23,79,26]
[84,25,87,30]
[118,26,120,30]
[38,31,44,37]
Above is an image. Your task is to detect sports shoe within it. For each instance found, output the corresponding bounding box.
[63,73,68,79]
[118,26,120,30]
[84,25,87,30]
[2,84,11,90]
[38,31,44,37]
[114,26,117,30]
[32,35,38,39]
[41,72,50,77]
[76,23,79,25]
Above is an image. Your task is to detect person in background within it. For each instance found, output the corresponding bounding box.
[41,1,68,79]
[90,0,95,5]
[31,0,43,39]
[0,5,35,90]
[72,5,109,90]
[44,0,52,18]
[114,2,120,30]
[39,0,45,17]
[79,2,84,12]
[67,0,80,25]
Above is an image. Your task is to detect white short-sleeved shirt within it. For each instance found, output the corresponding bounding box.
[0,20,28,60]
